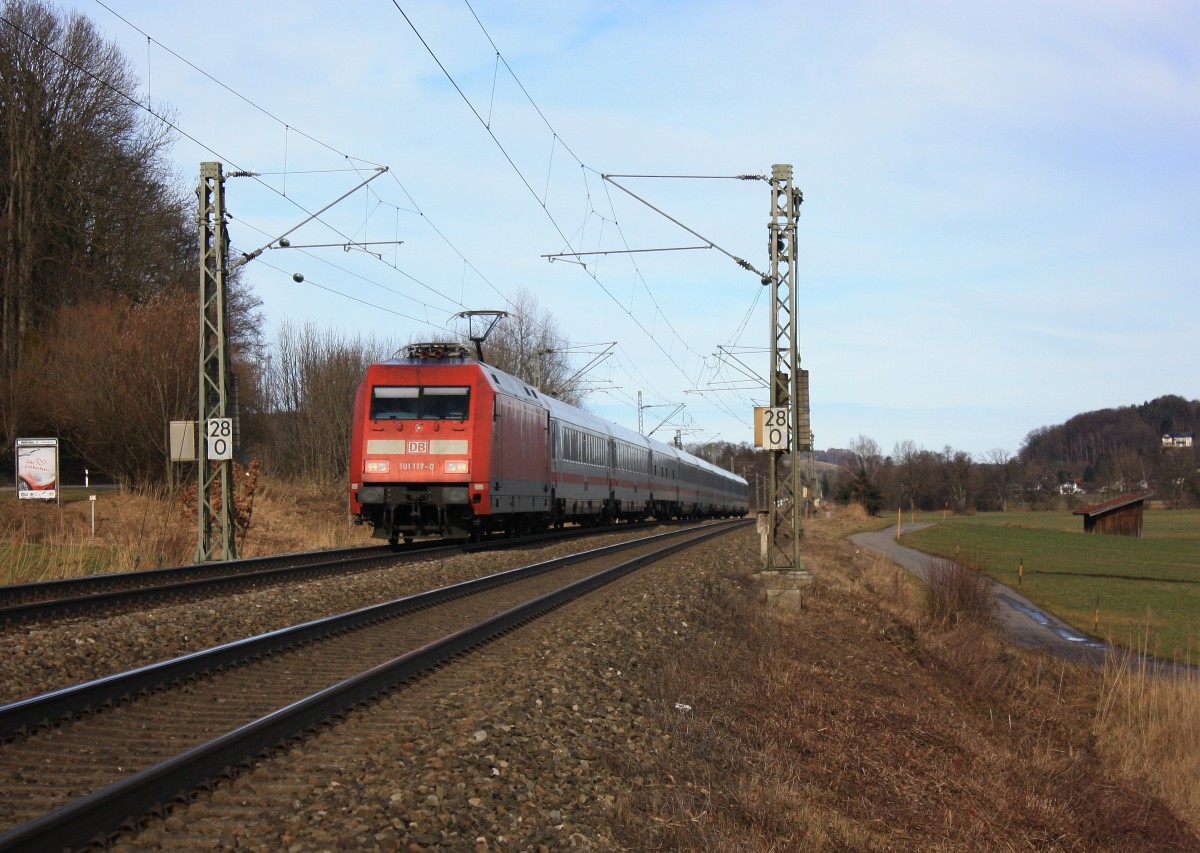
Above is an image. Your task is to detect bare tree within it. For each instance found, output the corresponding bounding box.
[894,439,930,512]
[982,448,1015,511]
[260,322,392,484]
[37,296,195,486]
[1159,445,1197,509]
[840,435,885,514]
[941,446,973,514]
[849,435,882,481]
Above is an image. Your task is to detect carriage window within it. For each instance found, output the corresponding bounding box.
[370,386,469,420]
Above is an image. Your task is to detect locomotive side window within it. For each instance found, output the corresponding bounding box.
[370,386,470,420]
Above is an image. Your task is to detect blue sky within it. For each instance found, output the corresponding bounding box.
[53,0,1199,458]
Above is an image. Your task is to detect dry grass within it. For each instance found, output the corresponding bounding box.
[611,509,1200,851]
[238,477,371,555]
[0,475,373,584]
[1096,639,1200,827]
[0,487,192,583]
[923,554,997,629]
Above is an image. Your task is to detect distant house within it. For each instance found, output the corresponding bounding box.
[1057,479,1085,496]
[1073,492,1150,537]
[1162,432,1194,449]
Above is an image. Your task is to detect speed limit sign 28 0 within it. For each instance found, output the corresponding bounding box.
[206,418,233,460]
[755,407,789,451]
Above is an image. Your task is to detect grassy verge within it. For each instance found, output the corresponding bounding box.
[899,510,1200,827]
[0,477,372,585]
[900,511,1200,661]
[1095,642,1200,827]
[0,540,119,584]
[0,490,194,584]
[611,511,1199,849]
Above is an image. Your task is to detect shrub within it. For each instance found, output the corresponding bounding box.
[924,555,996,629]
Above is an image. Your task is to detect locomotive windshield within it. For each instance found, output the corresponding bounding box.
[370,386,469,420]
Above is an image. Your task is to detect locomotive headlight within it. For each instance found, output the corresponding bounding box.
[364,460,390,474]
[444,460,469,474]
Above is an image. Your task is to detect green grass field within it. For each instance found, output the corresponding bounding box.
[899,510,1200,662]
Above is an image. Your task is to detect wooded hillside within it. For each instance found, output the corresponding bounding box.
[1018,395,1198,493]
[1,0,261,485]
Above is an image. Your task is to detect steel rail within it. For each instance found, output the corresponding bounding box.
[0,519,746,853]
[0,520,678,627]
[0,521,739,740]
[0,544,446,628]
[0,544,399,606]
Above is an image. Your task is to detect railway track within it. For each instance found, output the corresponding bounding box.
[0,519,747,852]
[0,520,677,629]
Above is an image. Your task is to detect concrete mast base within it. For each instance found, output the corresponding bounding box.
[752,570,814,611]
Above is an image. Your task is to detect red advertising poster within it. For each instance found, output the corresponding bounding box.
[16,438,58,500]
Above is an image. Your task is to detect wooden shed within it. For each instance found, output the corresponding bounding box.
[1073,492,1150,537]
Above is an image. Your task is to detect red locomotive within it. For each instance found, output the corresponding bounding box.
[349,342,748,543]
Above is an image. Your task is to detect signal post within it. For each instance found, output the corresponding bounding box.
[196,162,238,562]
[753,164,813,608]
[192,162,390,561]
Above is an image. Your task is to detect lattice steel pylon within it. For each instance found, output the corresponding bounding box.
[765,164,811,573]
[196,162,238,562]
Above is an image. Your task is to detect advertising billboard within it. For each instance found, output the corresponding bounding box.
[15,438,58,501]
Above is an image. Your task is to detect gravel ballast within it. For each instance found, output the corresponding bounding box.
[0,529,678,705]
[3,526,751,850]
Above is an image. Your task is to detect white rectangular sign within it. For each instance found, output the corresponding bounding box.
[205,418,234,461]
[755,407,789,451]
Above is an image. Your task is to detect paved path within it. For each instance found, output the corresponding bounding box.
[850,524,1108,665]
